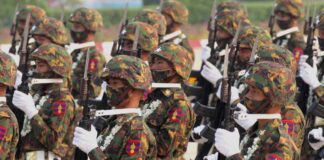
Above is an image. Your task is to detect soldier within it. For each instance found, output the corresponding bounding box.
[118,21,159,62]
[73,55,157,159]
[68,8,106,99]
[215,61,300,159]
[316,9,324,82]
[133,9,167,41]
[0,51,19,159]
[16,5,46,37]
[12,44,81,159]
[273,0,306,62]
[160,0,194,60]
[216,1,248,18]
[143,43,195,159]
[30,17,70,48]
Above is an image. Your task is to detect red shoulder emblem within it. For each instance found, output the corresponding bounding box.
[293,48,304,62]
[125,139,141,156]
[0,125,7,140]
[168,108,184,123]
[282,120,295,135]
[267,154,283,160]
[88,58,98,73]
[52,101,67,116]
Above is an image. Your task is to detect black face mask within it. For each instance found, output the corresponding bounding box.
[276,19,291,30]
[70,30,88,43]
[106,85,131,107]
[34,41,41,49]
[151,69,174,83]
[318,37,324,51]
[216,37,232,50]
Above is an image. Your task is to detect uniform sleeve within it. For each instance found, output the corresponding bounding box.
[314,86,324,105]
[88,49,106,98]
[30,99,74,151]
[0,111,19,160]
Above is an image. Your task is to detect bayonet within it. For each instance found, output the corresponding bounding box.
[249,37,258,65]
[132,24,140,51]
[158,0,164,13]
[9,1,20,54]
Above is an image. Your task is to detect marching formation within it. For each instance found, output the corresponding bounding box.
[1,0,324,159]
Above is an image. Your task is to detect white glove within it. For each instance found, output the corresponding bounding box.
[73,125,98,154]
[203,152,219,160]
[216,85,239,104]
[308,127,324,151]
[299,62,321,89]
[299,55,308,64]
[193,125,206,135]
[234,103,257,131]
[214,128,240,157]
[201,61,222,87]
[201,46,211,61]
[12,91,38,119]
[14,71,22,89]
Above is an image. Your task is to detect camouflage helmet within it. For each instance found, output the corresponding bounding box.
[275,0,304,18]
[256,44,297,74]
[216,9,251,36]
[0,50,17,87]
[31,44,72,78]
[245,61,296,107]
[69,7,103,32]
[17,5,46,22]
[31,17,70,45]
[133,9,167,36]
[217,2,248,18]
[102,55,152,90]
[161,0,189,24]
[150,42,193,80]
[120,21,159,52]
[317,9,324,30]
[239,26,272,49]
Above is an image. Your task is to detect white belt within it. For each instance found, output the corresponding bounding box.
[26,151,61,160]
[95,108,142,117]
[234,113,281,120]
[151,83,181,88]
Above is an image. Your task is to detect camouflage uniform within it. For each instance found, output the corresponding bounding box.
[144,43,196,159]
[19,44,82,160]
[88,55,157,159]
[217,1,248,18]
[229,61,300,159]
[0,51,19,160]
[17,5,46,31]
[160,0,194,60]
[31,17,70,46]
[133,9,167,37]
[273,0,306,62]
[69,8,106,99]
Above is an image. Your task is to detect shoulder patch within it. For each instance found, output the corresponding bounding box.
[52,101,67,116]
[168,107,184,123]
[0,125,7,140]
[89,58,98,73]
[292,48,303,62]
[266,154,283,160]
[282,120,295,135]
[0,111,10,118]
[125,139,141,156]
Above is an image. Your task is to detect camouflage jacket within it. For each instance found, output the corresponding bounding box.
[0,101,19,160]
[19,86,82,160]
[88,113,157,160]
[229,119,299,160]
[71,46,106,99]
[144,88,196,159]
[314,86,324,105]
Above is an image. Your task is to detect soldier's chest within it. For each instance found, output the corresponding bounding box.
[72,51,86,71]
[145,98,173,126]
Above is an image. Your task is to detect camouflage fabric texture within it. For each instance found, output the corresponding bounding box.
[121,21,159,52]
[256,44,297,74]
[102,55,152,90]
[216,9,251,36]
[144,88,196,159]
[239,25,272,49]
[17,5,46,22]
[233,119,299,159]
[150,42,193,81]
[0,104,19,160]
[161,0,189,24]
[245,61,297,107]
[20,89,81,160]
[217,1,248,18]
[275,0,304,18]
[69,7,103,32]
[31,17,70,45]
[318,9,324,30]
[71,46,106,99]
[0,50,17,87]
[88,113,157,159]
[314,86,324,105]
[31,44,72,78]
[133,9,167,36]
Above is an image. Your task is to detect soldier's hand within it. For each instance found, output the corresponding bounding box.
[73,125,98,154]
[233,103,257,131]
[193,125,206,135]
[214,128,240,157]
[299,62,321,89]
[12,90,38,118]
[201,60,222,87]
[203,152,219,160]
[14,71,22,89]
[216,85,240,104]
[308,127,324,151]
[201,46,211,61]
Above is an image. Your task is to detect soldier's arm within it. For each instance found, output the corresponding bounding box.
[0,111,19,160]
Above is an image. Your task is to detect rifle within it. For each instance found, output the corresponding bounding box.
[157,0,164,13]
[111,2,129,57]
[268,2,277,38]
[303,2,311,35]
[9,2,20,54]
[74,48,94,160]
[59,0,66,26]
